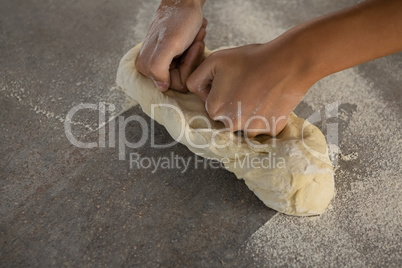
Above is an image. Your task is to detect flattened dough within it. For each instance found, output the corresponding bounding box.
[116,44,334,216]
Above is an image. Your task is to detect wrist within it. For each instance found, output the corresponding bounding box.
[286,26,327,84]
[270,18,340,90]
[262,29,321,96]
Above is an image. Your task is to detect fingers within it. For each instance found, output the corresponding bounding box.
[169,41,205,92]
[187,53,216,101]
[202,18,208,29]
[194,18,208,42]
[243,117,272,138]
[240,115,289,137]
[194,28,206,43]
[180,41,205,85]
[136,18,208,92]
[172,18,207,91]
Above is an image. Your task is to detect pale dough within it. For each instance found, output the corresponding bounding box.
[116,44,334,216]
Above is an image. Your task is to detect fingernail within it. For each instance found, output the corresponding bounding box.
[155,81,168,91]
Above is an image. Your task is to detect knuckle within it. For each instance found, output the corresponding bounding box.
[205,101,217,118]
[206,101,225,122]
[167,38,185,55]
[186,80,195,92]
[244,118,271,137]
[148,64,162,79]
[245,130,257,138]
[135,56,148,75]
[208,51,221,62]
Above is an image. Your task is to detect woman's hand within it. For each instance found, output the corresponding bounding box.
[187,0,402,137]
[136,0,206,92]
[187,37,316,137]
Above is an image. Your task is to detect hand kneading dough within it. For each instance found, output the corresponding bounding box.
[116,44,334,216]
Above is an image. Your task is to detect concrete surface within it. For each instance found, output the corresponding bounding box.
[0,0,401,267]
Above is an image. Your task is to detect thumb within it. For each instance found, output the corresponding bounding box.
[186,56,216,101]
